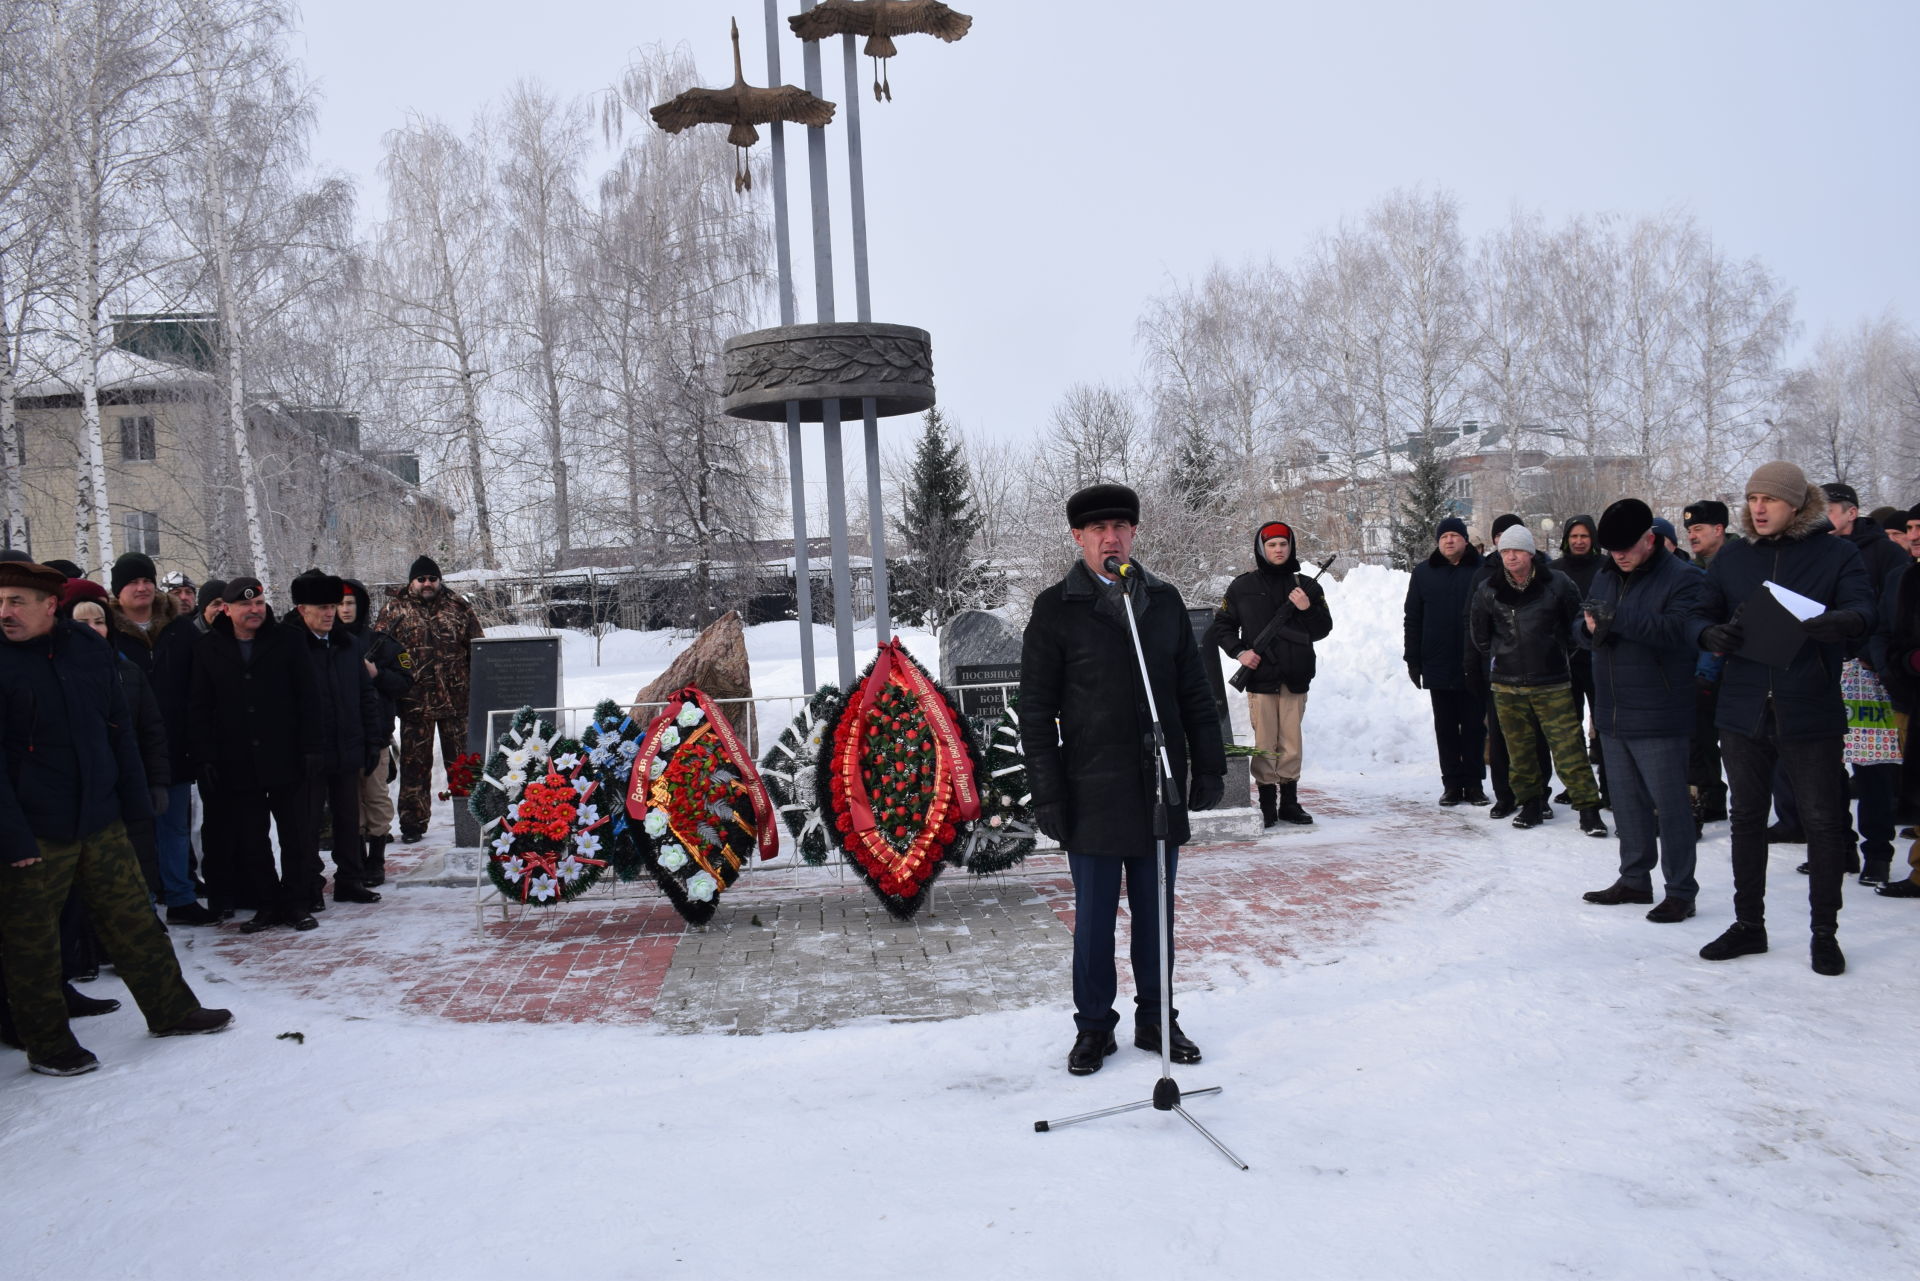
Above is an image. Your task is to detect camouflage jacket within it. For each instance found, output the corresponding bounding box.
[374,585,485,721]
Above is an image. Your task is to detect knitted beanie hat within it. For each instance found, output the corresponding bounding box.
[1746,461,1809,507]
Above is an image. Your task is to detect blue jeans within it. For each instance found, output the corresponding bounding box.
[1600,734,1698,900]
[154,781,196,906]
[1068,849,1178,1034]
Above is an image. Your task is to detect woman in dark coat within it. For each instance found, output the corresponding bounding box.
[340,579,411,884]
[1206,520,1332,825]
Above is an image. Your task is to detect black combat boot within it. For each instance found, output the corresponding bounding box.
[364,836,389,887]
[1258,784,1278,828]
[1513,797,1547,829]
[1277,781,1313,825]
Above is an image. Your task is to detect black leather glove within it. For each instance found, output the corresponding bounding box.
[1406,662,1422,688]
[1580,598,1615,645]
[305,753,325,778]
[198,763,221,791]
[1802,609,1865,644]
[149,786,169,816]
[364,751,383,777]
[1701,622,1744,654]
[1188,774,1225,812]
[1032,802,1070,844]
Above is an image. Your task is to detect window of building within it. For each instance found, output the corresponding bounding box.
[119,415,156,461]
[123,510,161,555]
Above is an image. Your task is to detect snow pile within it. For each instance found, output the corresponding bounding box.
[1299,563,1429,772]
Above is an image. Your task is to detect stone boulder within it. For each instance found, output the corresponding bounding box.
[631,610,756,750]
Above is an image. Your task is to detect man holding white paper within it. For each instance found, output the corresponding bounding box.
[1696,461,1875,976]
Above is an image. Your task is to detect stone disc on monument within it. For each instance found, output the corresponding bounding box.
[631,610,756,751]
[721,321,934,422]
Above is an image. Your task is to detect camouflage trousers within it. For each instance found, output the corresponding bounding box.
[0,821,199,1060]
[398,714,465,837]
[1492,683,1602,808]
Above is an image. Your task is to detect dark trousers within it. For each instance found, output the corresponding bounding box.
[0,822,198,1060]
[1854,762,1899,861]
[1601,734,1698,899]
[198,779,244,912]
[1429,688,1487,789]
[399,714,465,836]
[1569,654,1608,799]
[312,766,368,891]
[215,778,317,918]
[1068,849,1178,1034]
[1722,714,1850,931]
[1688,682,1727,817]
[1487,696,1553,805]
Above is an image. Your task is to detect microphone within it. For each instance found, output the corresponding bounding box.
[1102,556,1135,579]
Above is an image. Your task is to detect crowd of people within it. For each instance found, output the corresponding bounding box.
[1403,461,1920,975]
[0,549,483,1076]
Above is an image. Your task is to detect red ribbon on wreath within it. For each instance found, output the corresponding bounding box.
[626,686,779,861]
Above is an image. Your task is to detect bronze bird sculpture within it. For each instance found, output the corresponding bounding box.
[788,0,973,101]
[649,19,837,192]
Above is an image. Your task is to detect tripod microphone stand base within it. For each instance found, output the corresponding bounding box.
[1034,1078,1248,1170]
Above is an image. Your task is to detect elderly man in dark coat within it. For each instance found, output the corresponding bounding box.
[290,570,385,905]
[0,559,231,1076]
[1696,462,1875,975]
[1403,516,1489,807]
[1575,500,1712,921]
[190,578,324,933]
[1019,484,1227,1076]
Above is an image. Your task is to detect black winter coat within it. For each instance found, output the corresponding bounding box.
[147,614,198,782]
[0,620,151,859]
[1019,560,1227,858]
[1841,515,1909,602]
[1204,531,1332,694]
[1703,486,1876,741]
[189,611,323,789]
[1403,544,1483,691]
[119,656,172,790]
[342,578,411,740]
[1573,550,1709,738]
[300,624,383,772]
[1470,565,1582,687]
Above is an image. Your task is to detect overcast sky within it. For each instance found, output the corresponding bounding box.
[298,0,1919,448]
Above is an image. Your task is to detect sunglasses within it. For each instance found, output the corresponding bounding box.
[413,575,441,583]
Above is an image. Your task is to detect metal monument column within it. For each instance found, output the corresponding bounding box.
[841,32,889,644]
[764,0,816,694]
[799,0,857,690]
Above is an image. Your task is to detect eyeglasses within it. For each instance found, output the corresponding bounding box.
[412,575,440,583]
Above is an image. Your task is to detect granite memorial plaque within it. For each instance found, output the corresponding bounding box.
[941,610,1023,717]
[454,636,564,850]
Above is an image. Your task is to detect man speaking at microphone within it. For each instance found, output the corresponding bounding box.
[1018,484,1228,1076]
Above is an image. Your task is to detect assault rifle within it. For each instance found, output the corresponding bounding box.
[1227,554,1337,693]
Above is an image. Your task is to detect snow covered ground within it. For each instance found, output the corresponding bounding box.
[5,569,1917,1280]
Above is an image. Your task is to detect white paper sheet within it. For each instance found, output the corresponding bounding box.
[1765,580,1826,622]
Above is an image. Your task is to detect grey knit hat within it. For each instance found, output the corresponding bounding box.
[1496,524,1537,554]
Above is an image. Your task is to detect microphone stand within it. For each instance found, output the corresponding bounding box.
[1034,559,1248,1170]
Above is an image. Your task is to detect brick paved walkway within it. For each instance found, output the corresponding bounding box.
[188,784,1480,1034]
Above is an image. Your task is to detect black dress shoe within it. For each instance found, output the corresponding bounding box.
[333,883,382,905]
[1438,787,1465,807]
[289,914,320,932]
[1582,881,1653,906]
[1700,921,1768,961]
[1877,879,1920,898]
[153,1007,234,1037]
[1645,897,1697,923]
[1134,1019,1202,1064]
[1488,798,1519,820]
[64,984,121,1017]
[1462,786,1491,806]
[166,902,220,926]
[1810,931,1845,976]
[1067,1030,1117,1075]
[238,911,281,934]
